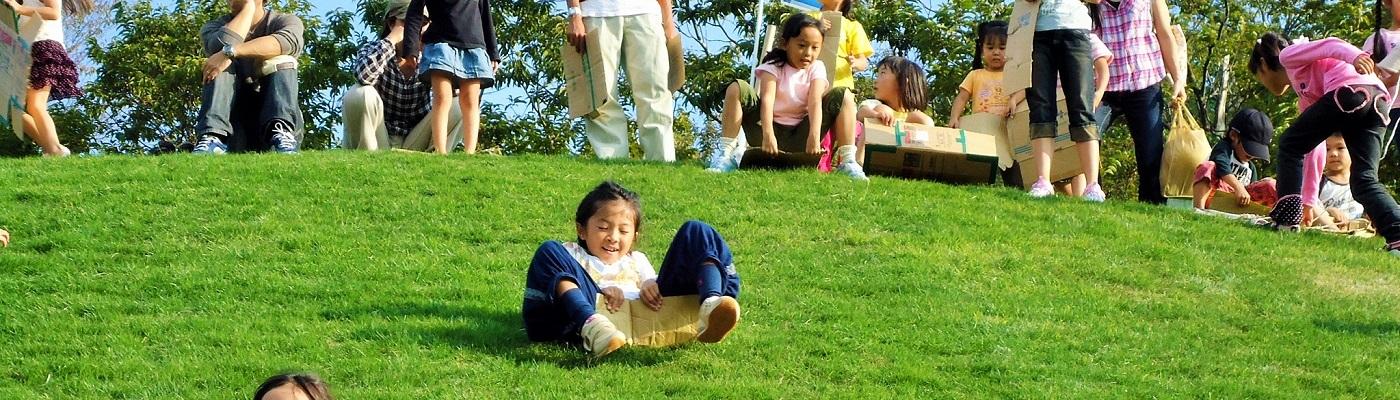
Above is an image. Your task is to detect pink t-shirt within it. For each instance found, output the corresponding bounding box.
[1089,32,1112,62]
[754,60,829,126]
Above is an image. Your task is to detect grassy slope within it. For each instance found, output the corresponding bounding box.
[0,152,1397,398]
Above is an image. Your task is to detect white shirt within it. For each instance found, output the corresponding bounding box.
[563,242,657,300]
[17,0,64,44]
[577,0,660,18]
[1319,178,1365,220]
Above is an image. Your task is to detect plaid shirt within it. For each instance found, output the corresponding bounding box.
[353,39,431,137]
[1097,0,1166,92]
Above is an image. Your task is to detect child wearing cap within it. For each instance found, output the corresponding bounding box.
[1190,108,1279,210]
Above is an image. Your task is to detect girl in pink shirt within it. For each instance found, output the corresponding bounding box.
[706,14,867,180]
[1250,32,1400,256]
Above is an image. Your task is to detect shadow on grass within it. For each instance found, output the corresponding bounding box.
[1313,318,1400,336]
[322,302,678,369]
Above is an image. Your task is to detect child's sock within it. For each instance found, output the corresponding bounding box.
[719,137,740,157]
[697,263,724,299]
[559,288,595,328]
[837,144,859,164]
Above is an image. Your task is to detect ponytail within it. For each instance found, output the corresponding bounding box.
[1374,0,1390,63]
[1248,32,1288,75]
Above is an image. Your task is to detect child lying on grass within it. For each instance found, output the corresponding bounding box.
[521,181,742,358]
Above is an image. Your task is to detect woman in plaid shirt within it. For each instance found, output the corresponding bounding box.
[342,0,464,152]
[1094,0,1186,204]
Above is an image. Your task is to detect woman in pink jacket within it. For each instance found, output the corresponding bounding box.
[1250,32,1400,256]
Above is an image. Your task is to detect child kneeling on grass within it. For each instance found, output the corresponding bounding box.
[1190,108,1277,210]
[521,181,742,358]
[706,13,867,180]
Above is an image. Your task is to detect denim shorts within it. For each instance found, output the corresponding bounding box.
[419,43,495,88]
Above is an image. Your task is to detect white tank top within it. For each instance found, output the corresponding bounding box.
[17,0,64,45]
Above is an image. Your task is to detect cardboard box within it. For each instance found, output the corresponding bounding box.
[817,11,843,81]
[957,112,1012,170]
[562,41,611,119]
[595,295,702,347]
[1003,0,1039,93]
[1,3,30,140]
[1007,97,1087,188]
[862,120,999,184]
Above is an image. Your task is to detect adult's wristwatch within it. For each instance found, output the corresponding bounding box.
[222,44,237,59]
[567,6,582,17]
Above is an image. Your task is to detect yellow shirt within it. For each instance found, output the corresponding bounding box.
[860,99,910,122]
[958,69,1008,116]
[804,12,874,89]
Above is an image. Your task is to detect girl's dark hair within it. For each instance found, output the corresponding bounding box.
[838,0,855,17]
[254,374,334,400]
[762,13,823,67]
[971,21,1008,70]
[1248,32,1288,75]
[1374,0,1390,63]
[875,56,928,112]
[574,180,643,231]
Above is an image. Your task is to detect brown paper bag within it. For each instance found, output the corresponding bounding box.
[595,295,702,347]
[667,35,685,93]
[1160,99,1211,197]
[562,42,611,119]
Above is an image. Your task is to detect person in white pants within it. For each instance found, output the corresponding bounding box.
[564,0,678,162]
[342,0,462,152]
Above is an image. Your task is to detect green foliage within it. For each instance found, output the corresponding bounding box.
[51,0,360,153]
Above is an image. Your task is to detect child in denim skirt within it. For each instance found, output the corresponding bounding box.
[401,0,499,155]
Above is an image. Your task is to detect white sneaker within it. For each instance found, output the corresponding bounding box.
[1028,177,1053,198]
[697,296,740,343]
[835,161,869,181]
[580,314,626,357]
[1083,183,1106,203]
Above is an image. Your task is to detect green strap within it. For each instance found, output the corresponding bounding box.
[957,129,968,154]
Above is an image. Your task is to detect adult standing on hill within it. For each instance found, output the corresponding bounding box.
[1095,0,1186,204]
[341,0,463,152]
[564,0,678,162]
[193,0,306,154]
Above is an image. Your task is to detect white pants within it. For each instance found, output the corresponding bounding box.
[341,85,463,152]
[583,13,676,162]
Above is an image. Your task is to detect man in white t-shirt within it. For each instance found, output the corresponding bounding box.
[564,0,678,162]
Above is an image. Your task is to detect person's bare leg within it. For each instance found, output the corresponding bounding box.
[1070,174,1086,197]
[24,86,64,156]
[1078,140,1101,187]
[836,91,857,147]
[721,82,743,140]
[1032,138,1054,182]
[458,80,482,154]
[428,73,454,155]
[1192,181,1212,209]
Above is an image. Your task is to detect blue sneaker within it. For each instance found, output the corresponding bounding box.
[835,160,869,181]
[706,149,741,173]
[192,134,227,155]
[269,121,299,154]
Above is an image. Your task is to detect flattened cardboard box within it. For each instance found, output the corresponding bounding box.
[1007,97,1086,188]
[818,11,842,82]
[1003,0,1039,93]
[595,295,701,347]
[562,40,611,119]
[1,3,30,140]
[863,120,998,184]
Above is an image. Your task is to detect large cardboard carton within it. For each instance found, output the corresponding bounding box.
[1,3,30,140]
[595,295,702,347]
[562,41,610,119]
[1007,97,1086,188]
[957,112,1012,170]
[862,120,998,184]
[1003,0,1039,93]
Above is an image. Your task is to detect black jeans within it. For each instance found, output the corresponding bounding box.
[1277,85,1400,243]
[1028,29,1098,143]
[194,66,303,152]
[1101,84,1167,204]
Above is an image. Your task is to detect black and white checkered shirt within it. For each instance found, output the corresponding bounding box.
[353,39,431,137]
